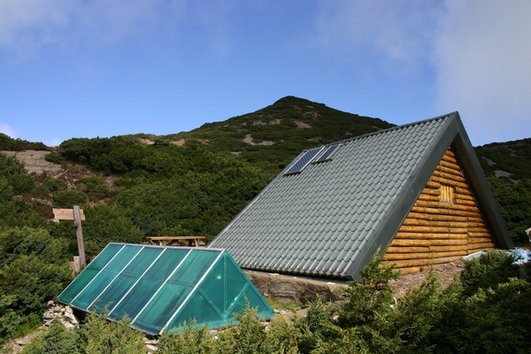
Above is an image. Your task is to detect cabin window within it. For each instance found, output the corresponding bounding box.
[440,185,454,203]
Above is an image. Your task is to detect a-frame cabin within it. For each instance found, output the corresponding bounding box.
[209,112,513,280]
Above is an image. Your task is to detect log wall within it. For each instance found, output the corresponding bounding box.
[384,148,496,274]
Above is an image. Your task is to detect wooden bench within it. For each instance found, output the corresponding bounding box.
[145,236,207,247]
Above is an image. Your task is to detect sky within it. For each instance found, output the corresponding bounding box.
[0,0,529,147]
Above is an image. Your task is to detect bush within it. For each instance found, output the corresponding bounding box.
[0,228,71,343]
[41,178,67,193]
[76,177,110,200]
[52,190,87,208]
[84,312,145,354]
[336,253,399,328]
[22,322,83,354]
[460,251,519,296]
[82,204,144,255]
[0,154,34,194]
[158,321,214,354]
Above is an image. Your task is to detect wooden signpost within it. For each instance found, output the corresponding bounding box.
[53,206,86,270]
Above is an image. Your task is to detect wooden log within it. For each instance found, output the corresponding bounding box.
[429,176,463,188]
[388,256,462,268]
[440,160,461,171]
[468,237,494,244]
[395,232,468,239]
[468,232,492,238]
[426,181,441,189]
[406,212,469,222]
[468,243,496,250]
[455,193,476,201]
[429,239,468,246]
[441,154,458,164]
[401,218,469,228]
[399,226,469,234]
[467,221,488,228]
[455,187,474,196]
[421,188,441,196]
[385,252,440,261]
[414,200,480,212]
[417,194,440,202]
[430,245,469,252]
[456,199,478,207]
[446,149,457,157]
[386,252,468,261]
[386,246,431,253]
[390,239,431,246]
[432,171,468,184]
[436,164,464,177]
[468,227,490,233]
[411,206,483,218]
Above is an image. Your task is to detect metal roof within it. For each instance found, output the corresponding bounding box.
[209,112,512,279]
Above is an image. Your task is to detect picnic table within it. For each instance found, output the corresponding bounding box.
[145,236,207,247]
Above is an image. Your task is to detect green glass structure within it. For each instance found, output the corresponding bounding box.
[57,243,273,335]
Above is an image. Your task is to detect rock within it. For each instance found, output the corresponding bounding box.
[245,270,344,304]
[43,310,55,320]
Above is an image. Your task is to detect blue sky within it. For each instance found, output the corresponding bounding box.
[0,1,529,147]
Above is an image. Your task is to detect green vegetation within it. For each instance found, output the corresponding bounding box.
[0,134,47,151]
[169,96,393,175]
[0,228,71,344]
[476,139,531,242]
[47,138,268,240]
[18,251,530,353]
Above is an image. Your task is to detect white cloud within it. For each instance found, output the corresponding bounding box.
[0,123,17,138]
[433,1,531,145]
[44,137,62,147]
[0,0,188,54]
[312,1,442,70]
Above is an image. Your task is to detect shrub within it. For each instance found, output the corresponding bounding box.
[52,190,87,208]
[0,154,34,194]
[84,312,145,354]
[82,204,143,255]
[0,228,71,343]
[41,178,67,193]
[76,177,110,200]
[158,321,214,354]
[336,253,399,328]
[22,322,83,354]
[460,250,520,296]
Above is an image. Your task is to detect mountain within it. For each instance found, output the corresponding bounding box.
[166,96,393,174]
[475,138,531,242]
[1,96,529,242]
[476,138,531,180]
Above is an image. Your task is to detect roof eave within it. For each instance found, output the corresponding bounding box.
[450,118,513,248]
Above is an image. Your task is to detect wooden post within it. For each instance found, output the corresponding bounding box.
[73,205,87,268]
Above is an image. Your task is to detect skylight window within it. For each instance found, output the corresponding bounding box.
[283,147,324,175]
[313,143,341,163]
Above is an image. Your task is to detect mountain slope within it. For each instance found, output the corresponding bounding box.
[167,96,393,174]
[476,138,531,180]
[475,138,531,242]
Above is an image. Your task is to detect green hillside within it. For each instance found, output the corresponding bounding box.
[167,96,393,174]
[476,138,531,242]
[476,138,531,180]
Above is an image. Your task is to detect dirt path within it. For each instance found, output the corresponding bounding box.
[1,150,64,177]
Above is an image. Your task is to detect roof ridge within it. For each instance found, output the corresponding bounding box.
[306,111,459,150]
